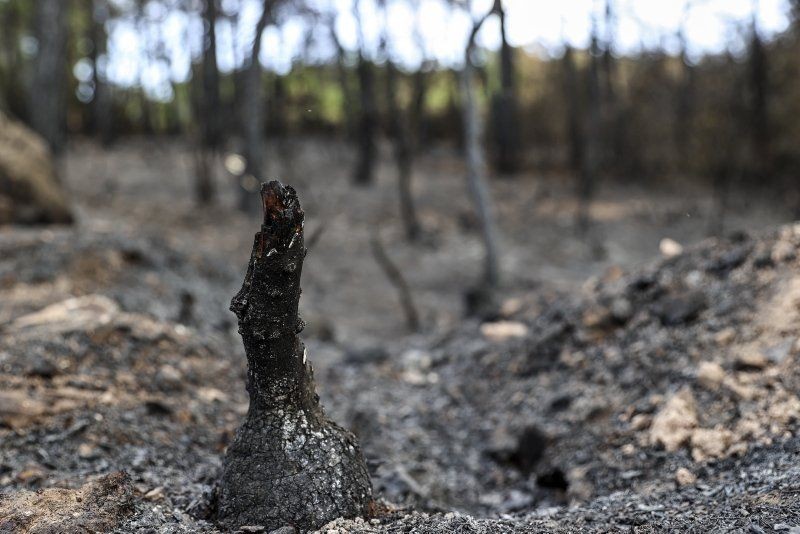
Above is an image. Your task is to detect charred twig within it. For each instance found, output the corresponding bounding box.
[370,231,421,332]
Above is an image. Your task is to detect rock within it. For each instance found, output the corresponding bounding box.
[771,240,796,263]
[659,238,683,258]
[480,321,529,342]
[734,352,769,372]
[690,427,733,462]
[649,386,698,452]
[675,467,697,487]
[9,295,120,336]
[653,291,706,326]
[0,471,133,533]
[697,362,726,390]
[705,246,750,276]
[610,298,633,323]
[0,110,73,225]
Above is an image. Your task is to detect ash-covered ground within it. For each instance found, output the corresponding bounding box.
[1,140,799,533]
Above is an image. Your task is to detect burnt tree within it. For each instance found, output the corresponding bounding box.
[459,0,501,296]
[353,0,377,186]
[30,0,68,153]
[380,6,421,241]
[489,0,520,174]
[195,0,223,205]
[239,0,273,212]
[216,181,373,530]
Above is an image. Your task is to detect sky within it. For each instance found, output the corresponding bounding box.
[103,0,794,100]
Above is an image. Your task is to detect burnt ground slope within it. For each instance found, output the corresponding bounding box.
[1,221,800,532]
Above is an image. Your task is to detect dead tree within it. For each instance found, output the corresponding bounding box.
[216,181,373,531]
[459,1,501,294]
[577,19,602,237]
[562,45,584,190]
[380,6,421,241]
[489,0,520,174]
[30,0,68,153]
[239,0,274,212]
[195,0,223,205]
[327,13,356,140]
[353,0,378,186]
[88,0,113,145]
[675,5,695,168]
[748,13,771,178]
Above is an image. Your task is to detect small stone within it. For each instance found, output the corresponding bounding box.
[675,467,697,487]
[654,291,706,326]
[649,386,697,452]
[144,487,164,501]
[734,352,769,372]
[480,321,529,342]
[714,328,736,346]
[610,298,633,323]
[697,362,726,390]
[659,238,683,257]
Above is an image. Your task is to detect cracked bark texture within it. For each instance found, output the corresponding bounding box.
[216,181,373,532]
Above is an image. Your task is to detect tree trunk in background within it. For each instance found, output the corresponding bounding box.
[749,20,771,179]
[490,0,520,174]
[562,45,584,187]
[239,0,272,212]
[354,52,377,186]
[385,57,421,241]
[195,0,222,205]
[89,0,113,146]
[577,29,602,236]
[329,21,356,140]
[675,28,694,170]
[30,0,68,153]
[461,17,500,292]
[601,0,624,177]
[411,66,429,153]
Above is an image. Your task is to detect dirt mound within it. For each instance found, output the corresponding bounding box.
[0,472,133,533]
[0,111,73,225]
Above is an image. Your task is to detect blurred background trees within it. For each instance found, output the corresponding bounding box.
[2,0,799,225]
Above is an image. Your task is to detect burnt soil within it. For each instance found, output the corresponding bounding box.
[1,139,799,533]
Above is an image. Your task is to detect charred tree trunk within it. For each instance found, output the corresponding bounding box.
[239,0,272,213]
[577,28,602,236]
[196,0,223,205]
[329,20,356,140]
[489,0,520,174]
[354,53,377,186]
[30,0,68,153]
[216,181,373,531]
[460,7,501,293]
[675,27,694,169]
[88,0,113,145]
[562,45,584,185]
[748,19,771,179]
[383,43,421,240]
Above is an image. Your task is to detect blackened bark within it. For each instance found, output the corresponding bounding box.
[461,6,501,290]
[30,0,68,153]
[577,29,602,236]
[195,0,222,205]
[384,54,421,240]
[88,0,112,145]
[489,0,520,174]
[216,181,373,531]
[354,54,377,186]
[562,45,583,183]
[748,20,771,178]
[239,0,272,212]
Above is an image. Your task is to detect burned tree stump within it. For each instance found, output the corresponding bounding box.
[216,181,372,531]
